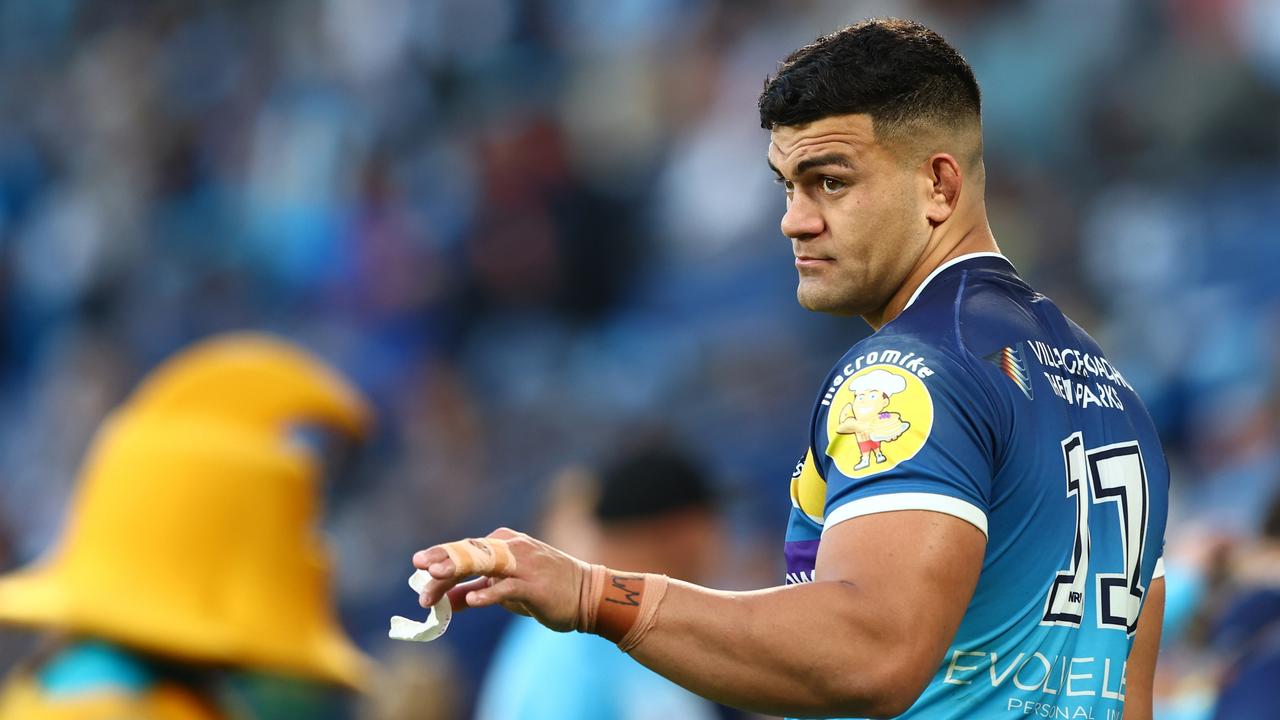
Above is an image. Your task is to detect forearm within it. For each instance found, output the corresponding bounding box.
[626,578,919,719]
[1122,577,1165,720]
[415,522,978,717]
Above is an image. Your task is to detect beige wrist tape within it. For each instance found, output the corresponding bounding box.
[577,564,609,634]
[438,538,516,577]
[577,566,669,652]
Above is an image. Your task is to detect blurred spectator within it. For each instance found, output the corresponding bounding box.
[475,441,726,720]
[0,334,371,720]
[1208,491,1280,719]
[357,644,461,720]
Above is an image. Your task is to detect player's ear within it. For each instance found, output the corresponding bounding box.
[922,153,962,225]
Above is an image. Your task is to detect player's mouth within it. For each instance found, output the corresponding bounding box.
[795,254,834,268]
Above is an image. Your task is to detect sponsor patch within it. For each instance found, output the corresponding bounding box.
[825,364,934,478]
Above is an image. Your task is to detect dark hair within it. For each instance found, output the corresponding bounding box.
[1264,489,1280,540]
[759,18,981,139]
[593,443,716,524]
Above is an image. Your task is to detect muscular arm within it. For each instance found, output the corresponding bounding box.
[419,510,985,719]
[1119,576,1165,720]
[629,511,984,717]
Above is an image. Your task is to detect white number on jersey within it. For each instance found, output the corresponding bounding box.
[1042,433,1151,635]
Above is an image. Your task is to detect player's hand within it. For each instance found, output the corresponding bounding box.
[412,528,591,633]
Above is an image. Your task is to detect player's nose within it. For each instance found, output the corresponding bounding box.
[781,194,824,241]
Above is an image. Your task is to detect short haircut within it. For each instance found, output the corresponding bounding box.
[758,18,981,143]
[593,442,716,524]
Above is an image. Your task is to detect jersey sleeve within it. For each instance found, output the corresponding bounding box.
[813,340,1002,538]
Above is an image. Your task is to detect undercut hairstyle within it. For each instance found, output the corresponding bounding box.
[759,18,981,145]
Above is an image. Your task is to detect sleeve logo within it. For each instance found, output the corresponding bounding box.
[826,364,934,478]
[789,448,826,524]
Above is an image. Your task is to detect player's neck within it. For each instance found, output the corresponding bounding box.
[863,220,1000,331]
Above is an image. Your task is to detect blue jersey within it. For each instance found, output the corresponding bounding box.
[784,254,1169,720]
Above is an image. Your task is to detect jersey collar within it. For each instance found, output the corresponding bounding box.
[902,252,1014,311]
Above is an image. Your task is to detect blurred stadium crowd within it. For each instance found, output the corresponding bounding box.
[0,0,1277,717]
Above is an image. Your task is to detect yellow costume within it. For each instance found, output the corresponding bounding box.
[0,333,372,718]
[0,671,218,720]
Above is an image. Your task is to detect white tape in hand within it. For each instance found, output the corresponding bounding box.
[388,569,452,642]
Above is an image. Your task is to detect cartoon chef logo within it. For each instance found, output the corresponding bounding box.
[826,365,933,478]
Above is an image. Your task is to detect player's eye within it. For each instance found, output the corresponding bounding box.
[775,177,794,195]
[820,176,845,194]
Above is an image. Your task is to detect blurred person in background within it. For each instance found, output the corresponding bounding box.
[357,644,461,720]
[0,333,373,720]
[1151,489,1280,720]
[476,441,724,720]
[1205,489,1280,719]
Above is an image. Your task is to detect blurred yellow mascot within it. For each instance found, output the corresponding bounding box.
[0,333,373,719]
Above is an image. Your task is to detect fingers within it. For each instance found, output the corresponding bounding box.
[463,576,527,610]
[418,573,463,608]
[418,574,524,614]
[414,535,518,580]
[439,537,516,576]
[412,547,455,579]
[412,529,527,607]
[439,577,492,612]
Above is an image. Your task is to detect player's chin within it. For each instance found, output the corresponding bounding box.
[796,280,856,316]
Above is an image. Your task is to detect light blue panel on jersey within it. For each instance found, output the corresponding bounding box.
[782,255,1169,720]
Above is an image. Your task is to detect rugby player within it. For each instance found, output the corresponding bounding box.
[415,18,1169,719]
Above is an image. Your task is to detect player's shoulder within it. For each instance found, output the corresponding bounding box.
[812,254,1033,433]
[892,253,1039,354]
[817,332,955,415]
[836,255,1028,379]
